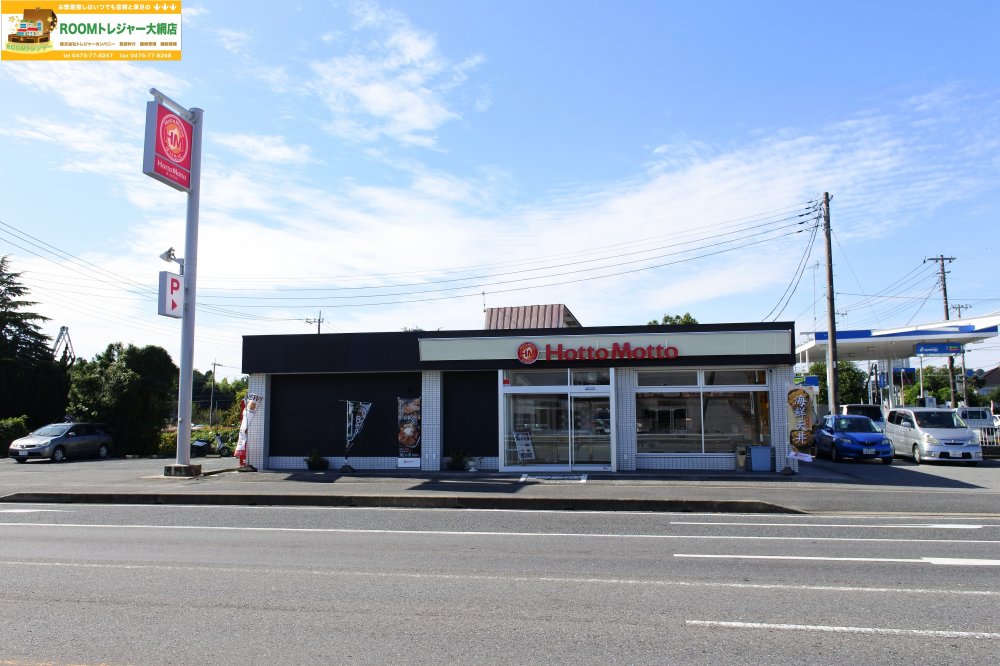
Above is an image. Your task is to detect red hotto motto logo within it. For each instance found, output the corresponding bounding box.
[517,340,679,364]
[517,342,540,365]
[159,113,190,164]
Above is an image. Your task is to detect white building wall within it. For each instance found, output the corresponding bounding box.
[247,373,269,470]
[615,367,637,471]
[770,365,797,473]
[421,371,442,471]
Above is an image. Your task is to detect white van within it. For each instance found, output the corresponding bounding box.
[841,404,885,431]
[884,407,982,465]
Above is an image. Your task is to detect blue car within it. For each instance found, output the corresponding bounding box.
[815,414,893,464]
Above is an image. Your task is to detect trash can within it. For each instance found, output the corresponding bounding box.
[748,446,773,473]
[736,446,747,470]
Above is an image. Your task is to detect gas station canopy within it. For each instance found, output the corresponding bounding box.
[796,314,1000,365]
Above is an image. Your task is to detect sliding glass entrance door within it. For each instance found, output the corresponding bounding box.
[502,388,614,471]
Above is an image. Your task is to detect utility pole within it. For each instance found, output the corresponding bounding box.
[209,360,218,426]
[306,311,324,334]
[822,193,839,416]
[951,304,972,406]
[925,256,957,407]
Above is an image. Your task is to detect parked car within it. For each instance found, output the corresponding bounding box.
[7,422,113,463]
[814,414,893,464]
[884,407,982,465]
[840,403,885,431]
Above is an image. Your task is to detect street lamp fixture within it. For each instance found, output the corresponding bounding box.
[159,246,185,274]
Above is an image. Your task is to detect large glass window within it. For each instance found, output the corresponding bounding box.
[702,391,770,452]
[637,370,698,387]
[636,393,702,453]
[506,369,568,386]
[504,394,569,466]
[704,369,767,385]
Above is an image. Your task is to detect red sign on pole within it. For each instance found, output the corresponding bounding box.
[143,101,193,192]
[157,271,184,318]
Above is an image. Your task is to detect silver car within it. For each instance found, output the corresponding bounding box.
[884,408,982,465]
[8,422,113,463]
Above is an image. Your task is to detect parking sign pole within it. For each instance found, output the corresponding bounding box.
[173,106,203,472]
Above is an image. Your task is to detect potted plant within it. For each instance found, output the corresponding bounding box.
[445,449,467,471]
[304,450,330,471]
[465,456,481,472]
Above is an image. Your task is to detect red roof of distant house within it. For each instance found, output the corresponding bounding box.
[484,304,582,330]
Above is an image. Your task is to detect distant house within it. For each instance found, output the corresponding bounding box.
[484,304,581,330]
[978,366,1000,397]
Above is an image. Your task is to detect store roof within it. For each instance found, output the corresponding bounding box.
[484,304,582,330]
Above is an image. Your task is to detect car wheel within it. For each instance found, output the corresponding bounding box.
[881,456,893,465]
[218,446,230,457]
[912,445,922,465]
[51,446,66,463]
[831,445,841,462]
[97,444,110,459]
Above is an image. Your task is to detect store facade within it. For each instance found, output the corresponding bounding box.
[240,322,798,474]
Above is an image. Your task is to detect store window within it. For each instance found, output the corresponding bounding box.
[702,391,770,452]
[572,369,611,385]
[637,370,698,387]
[636,393,702,453]
[704,369,767,385]
[635,368,770,454]
[506,369,568,386]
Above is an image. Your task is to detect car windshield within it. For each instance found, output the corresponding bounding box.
[914,412,964,428]
[961,410,990,421]
[835,418,879,433]
[31,424,71,437]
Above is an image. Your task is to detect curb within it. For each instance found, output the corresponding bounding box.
[0,492,805,513]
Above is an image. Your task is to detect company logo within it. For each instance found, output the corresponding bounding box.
[517,342,540,365]
[518,340,680,363]
[158,113,190,164]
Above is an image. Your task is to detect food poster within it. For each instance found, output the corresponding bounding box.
[397,397,421,458]
[786,386,815,458]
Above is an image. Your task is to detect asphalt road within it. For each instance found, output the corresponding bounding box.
[1,504,998,665]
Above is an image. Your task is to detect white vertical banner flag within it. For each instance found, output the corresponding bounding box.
[235,393,264,461]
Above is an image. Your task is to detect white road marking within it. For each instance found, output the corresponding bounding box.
[0,509,68,513]
[686,620,1000,640]
[671,521,987,529]
[0,559,995,596]
[2,521,1000,544]
[676,554,1000,566]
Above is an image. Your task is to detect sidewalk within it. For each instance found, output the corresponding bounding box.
[3,456,999,515]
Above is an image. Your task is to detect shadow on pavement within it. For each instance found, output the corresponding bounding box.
[794,458,995,489]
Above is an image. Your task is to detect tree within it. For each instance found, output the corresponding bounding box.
[807,360,869,406]
[67,343,177,455]
[647,313,698,325]
[902,365,952,406]
[0,255,68,424]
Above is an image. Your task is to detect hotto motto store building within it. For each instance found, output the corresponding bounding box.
[240,321,799,473]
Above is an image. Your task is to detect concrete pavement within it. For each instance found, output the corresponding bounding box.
[2,455,999,515]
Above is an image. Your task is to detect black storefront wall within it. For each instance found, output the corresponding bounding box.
[442,371,499,459]
[269,373,421,458]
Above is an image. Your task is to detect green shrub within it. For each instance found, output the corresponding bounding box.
[0,415,30,449]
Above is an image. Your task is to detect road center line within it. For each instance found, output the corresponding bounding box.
[671,521,988,529]
[686,620,1000,640]
[0,560,996,595]
[676,554,1000,566]
[1,522,1000,544]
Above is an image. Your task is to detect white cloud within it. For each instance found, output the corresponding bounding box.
[213,134,314,164]
[215,28,251,56]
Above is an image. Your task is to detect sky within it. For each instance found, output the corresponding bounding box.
[1,0,999,381]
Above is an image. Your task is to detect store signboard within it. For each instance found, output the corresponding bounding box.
[157,271,183,318]
[142,101,193,191]
[914,343,963,356]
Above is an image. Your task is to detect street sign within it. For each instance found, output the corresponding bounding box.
[914,343,963,356]
[158,271,183,318]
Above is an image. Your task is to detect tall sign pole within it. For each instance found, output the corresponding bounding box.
[144,88,203,477]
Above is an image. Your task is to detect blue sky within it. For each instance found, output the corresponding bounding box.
[1,0,999,380]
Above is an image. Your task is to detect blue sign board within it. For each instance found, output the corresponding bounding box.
[914,343,963,356]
